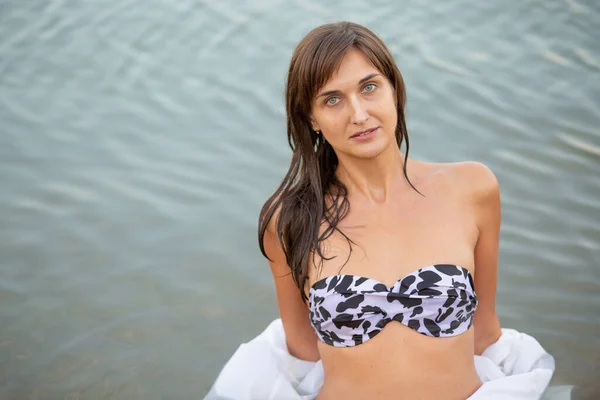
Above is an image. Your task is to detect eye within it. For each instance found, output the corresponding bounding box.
[363,83,376,93]
[326,97,340,106]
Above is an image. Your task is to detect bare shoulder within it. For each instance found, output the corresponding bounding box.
[261,194,285,265]
[264,198,281,236]
[450,161,499,202]
[441,162,502,236]
[418,160,499,204]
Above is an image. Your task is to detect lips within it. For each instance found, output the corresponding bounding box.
[350,127,378,138]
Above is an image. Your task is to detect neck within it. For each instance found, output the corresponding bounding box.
[334,145,412,204]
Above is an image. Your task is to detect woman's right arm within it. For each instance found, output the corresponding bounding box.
[264,216,320,362]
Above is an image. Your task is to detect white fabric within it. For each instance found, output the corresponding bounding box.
[206,319,569,400]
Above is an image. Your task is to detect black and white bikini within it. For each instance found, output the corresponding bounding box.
[308,264,478,347]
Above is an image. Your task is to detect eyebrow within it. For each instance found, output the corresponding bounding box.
[316,73,381,99]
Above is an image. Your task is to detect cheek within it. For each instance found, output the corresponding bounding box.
[322,114,345,132]
[380,94,398,124]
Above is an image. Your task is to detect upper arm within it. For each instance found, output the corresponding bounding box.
[464,162,502,354]
[263,208,320,362]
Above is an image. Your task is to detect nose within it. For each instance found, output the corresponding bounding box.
[349,96,369,125]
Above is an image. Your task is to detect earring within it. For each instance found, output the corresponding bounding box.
[316,130,321,135]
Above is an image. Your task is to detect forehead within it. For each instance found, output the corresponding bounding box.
[321,48,380,90]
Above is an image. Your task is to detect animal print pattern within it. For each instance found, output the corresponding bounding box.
[308,264,478,347]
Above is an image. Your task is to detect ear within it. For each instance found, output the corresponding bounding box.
[310,119,320,133]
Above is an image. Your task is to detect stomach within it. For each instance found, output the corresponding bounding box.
[316,323,482,400]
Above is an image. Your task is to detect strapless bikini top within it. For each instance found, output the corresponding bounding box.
[308,264,477,347]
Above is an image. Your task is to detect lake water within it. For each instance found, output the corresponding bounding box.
[1,0,599,399]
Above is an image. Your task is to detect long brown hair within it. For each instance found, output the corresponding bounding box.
[258,21,418,301]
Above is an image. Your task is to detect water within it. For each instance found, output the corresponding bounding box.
[1,0,599,398]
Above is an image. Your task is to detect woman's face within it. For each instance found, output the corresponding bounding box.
[309,48,398,160]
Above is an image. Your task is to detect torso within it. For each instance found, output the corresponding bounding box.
[307,160,483,400]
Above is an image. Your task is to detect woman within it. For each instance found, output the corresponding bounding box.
[207,22,557,400]
[259,21,499,399]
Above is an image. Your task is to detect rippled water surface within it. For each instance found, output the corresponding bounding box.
[1,0,599,398]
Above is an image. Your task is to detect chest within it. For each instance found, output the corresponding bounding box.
[311,190,478,286]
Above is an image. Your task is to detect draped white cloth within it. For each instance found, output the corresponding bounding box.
[206,319,571,400]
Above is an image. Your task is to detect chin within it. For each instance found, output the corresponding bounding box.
[353,136,393,159]
[352,143,388,159]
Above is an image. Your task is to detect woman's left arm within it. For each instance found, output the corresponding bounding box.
[468,162,503,355]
